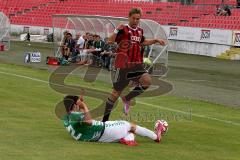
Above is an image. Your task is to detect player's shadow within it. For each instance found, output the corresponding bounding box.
[50,64,172,120]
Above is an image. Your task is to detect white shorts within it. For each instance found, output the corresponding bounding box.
[80,50,88,61]
[98,121,131,143]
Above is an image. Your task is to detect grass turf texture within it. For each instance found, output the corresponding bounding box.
[0,62,240,160]
[0,41,240,160]
[1,41,240,107]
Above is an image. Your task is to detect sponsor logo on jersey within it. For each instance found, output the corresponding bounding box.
[131,36,141,43]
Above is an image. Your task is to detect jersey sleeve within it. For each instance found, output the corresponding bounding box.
[70,112,85,123]
[140,30,145,43]
[141,36,145,43]
[77,38,84,45]
[115,29,124,43]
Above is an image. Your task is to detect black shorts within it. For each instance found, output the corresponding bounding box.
[112,64,147,91]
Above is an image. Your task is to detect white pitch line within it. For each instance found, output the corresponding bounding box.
[0,70,89,91]
[175,79,209,82]
[138,101,240,126]
[0,69,240,127]
[0,70,49,84]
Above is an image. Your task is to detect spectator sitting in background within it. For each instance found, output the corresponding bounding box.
[77,33,94,65]
[215,5,222,16]
[65,33,76,61]
[94,35,105,52]
[93,34,97,42]
[217,5,231,16]
[92,35,105,67]
[71,33,81,63]
[76,33,85,52]
[60,30,69,59]
[86,34,95,49]
[100,37,117,70]
[224,6,231,16]
[77,33,90,65]
[85,32,90,44]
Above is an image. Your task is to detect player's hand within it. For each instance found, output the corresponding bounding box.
[116,23,124,30]
[156,39,166,46]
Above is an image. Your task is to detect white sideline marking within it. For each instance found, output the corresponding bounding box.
[0,70,49,84]
[138,101,240,126]
[0,70,240,127]
[176,79,209,82]
[0,70,83,91]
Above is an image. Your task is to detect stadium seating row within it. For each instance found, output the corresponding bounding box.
[194,0,236,5]
[1,0,240,30]
[0,0,55,15]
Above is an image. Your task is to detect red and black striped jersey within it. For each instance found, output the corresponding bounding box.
[115,24,145,68]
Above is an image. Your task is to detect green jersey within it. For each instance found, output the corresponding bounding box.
[93,40,104,50]
[63,112,105,142]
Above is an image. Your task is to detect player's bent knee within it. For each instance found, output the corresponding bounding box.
[140,74,152,89]
[110,90,121,101]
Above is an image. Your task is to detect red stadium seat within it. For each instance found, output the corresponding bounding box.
[2,0,240,30]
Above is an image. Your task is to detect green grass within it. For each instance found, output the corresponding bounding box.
[1,40,240,107]
[0,62,240,160]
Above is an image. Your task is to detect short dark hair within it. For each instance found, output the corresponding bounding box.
[63,95,79,113]
[66,33,72,37]
[63,30,69,34]
[129,8,142,17]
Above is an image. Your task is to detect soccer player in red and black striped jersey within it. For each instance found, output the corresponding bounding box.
[102,8,166,122]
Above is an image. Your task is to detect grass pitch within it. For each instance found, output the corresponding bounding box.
[0,41,240,160]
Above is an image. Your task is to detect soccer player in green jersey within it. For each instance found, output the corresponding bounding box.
[62,95,168,146]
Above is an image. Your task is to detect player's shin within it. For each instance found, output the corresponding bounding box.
[102,98,115,122]
[135,125,157,140]
[125,85,146,101]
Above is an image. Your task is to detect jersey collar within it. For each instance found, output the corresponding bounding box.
[126,24,138,31]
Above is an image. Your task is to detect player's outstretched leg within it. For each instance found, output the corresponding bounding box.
[130,120,168,143]
[98,120,168,146]
[102,90,122,122]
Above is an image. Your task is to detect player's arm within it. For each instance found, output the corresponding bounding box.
[75,41,80,50]
[142,39,166,46]
[108,24,124,43]
[79,40,85,50]
[79,102,92,125]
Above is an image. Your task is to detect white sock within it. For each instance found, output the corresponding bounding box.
[135,125,157,140]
